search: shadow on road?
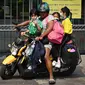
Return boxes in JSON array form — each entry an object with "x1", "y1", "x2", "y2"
[
  {"x1": 54, "y1": 66, "x2": 85, "y2": 79},
  {"x1": 10, "y1": 65, "x2": 85, "y2": 80}
]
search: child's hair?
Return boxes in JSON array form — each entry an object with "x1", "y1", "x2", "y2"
[
  {"x1": 30, "y1": 8, "x2": 38, "y2": 16},
  {"x1": 52, "y1": 12, "x2": 60, "y2": 20},
  {"x1": 61, "y1": 6, "x2": 71, "y2": 17},
  {"x1": 69, "y1": 12, "x2": 72, "y2": 20}
]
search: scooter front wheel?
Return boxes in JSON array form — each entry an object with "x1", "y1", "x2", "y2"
[{"x1": 0, "y1": 65, "x2": 16, "y2": 79}]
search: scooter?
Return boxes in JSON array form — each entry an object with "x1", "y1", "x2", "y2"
[{"x1": 0, "y1": 24, "x2": 82, "y2": 79}]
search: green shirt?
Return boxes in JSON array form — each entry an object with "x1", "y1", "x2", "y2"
[{"x1": 27, "y1": 19, "x2": 43, "y2": 35}]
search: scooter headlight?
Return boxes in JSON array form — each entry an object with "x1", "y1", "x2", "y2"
[
  {"x1": 11, "y1": 46, "x2": 18, "y2": 56},
  {"x1": 12, "y1": 51, "x2": 17, "y2": 55}
]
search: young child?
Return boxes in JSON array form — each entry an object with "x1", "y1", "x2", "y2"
[
  {"x1": 16, "y1": 8, "x2": 43, "y2": 39},
  {"x1": 60, "y1": 6, "x2": 72, "y2": 42},
  {"x1": 52, "y1": 12, "x2": 61, "y2": 23}
]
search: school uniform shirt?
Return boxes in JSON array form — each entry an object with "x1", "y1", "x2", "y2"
[{"x1": 62, "y1": 17, "x2": 73, "y2": 34}]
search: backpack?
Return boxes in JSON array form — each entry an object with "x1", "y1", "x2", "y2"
[
  {"x1": 45, "y1": 16, "x2": 64, "y2": 44},
  {"x1": 47, "y1": 20, "x2": 64, "y2": 44}
]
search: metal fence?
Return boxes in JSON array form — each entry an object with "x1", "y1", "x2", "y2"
[
  {"x1": 0, "y1": 25, "x2": 85, "y2": 54},
  {"x1": 73, "y1": 25, "x2": 85, "y2": 54},
  {"x1": 0, "y1": 25, "x2": 16, "y2": 53}
]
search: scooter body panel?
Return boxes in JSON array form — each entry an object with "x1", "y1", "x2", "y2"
[{"x1": 2, "y1": 55, "x2": 16, "y2": 65}]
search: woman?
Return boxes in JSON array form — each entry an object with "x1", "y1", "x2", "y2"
[{"x1": 36, "y1": 2, "x2": 55, "y2": 84}]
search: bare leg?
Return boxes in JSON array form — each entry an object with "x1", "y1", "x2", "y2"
[{"x1": 45, "y1": 47, "x2": 54, "y2": 79}]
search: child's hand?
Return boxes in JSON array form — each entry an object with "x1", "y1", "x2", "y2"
[
  {"x1": 33, "y1": 20, "x2": 37, "y2": 25},
  {"x1": 13, "y1": 25, "x2": 18, "y2": 31},
  {"x1": 21, "y1": 32, "x2": 25, "y2": 36}
]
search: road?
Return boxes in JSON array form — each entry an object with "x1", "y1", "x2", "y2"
[{"x1": 0, "y1": 55, "x2": 85, "y2": 85}]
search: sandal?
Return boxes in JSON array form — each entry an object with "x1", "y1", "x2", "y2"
[{"x1": 49, "y1": 79, "x2": 56, "y2": 84}]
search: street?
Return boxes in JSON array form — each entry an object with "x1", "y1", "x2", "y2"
[{"x1": 0, "y1": 55, "x2": 85, "y2": 85}]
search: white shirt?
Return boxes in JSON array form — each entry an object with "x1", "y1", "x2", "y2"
[{"x1": 42, "y1": 15, "x2": 54, "y2": 32}]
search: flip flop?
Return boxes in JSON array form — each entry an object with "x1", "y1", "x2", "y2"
[{"x1": 49, "y1": 79, "x2": 56, "y2": 84}]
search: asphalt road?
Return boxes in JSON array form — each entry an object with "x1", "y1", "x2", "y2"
[{"x1": 0, "y1": 55, "x2": 85, "y2": 85}]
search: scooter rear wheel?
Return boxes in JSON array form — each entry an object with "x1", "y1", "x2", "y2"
[{"x1": 59, "y1": 65, "x2": 76, "y2": 76}]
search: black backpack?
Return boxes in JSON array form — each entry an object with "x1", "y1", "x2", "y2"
[{"x1": 30, "y1": 41, "x2": 45, "y2": 68}]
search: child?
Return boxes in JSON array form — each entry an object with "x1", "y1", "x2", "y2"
[
  {"x1": 16, "y1": 8, "x2": 43, "y2": 39},
  {"x1": 60, "y1": 6, "x2": 72, "y2": 43},
  {"x1": 52, "y1": 12, "x2": 61, "y2": 23}
]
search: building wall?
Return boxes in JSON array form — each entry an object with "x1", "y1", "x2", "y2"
[{"x1": 83, "y1": 0, "x2": 85, "y2": 23}]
